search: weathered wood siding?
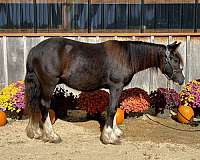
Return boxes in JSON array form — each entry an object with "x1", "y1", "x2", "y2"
[{"x1": 0, "y1": 35, "x2": 199, "y2": 93}]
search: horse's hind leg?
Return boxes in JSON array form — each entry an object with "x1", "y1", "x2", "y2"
[
  {"x1": 25, "y1": 71, "x2": 43, "y2": 140},
  {"x1": 40, "y1": 83, "x2": 61, "y2": 143},
  {"x1": 26, "y1": 112, "x2": 43, "y2": 139}
]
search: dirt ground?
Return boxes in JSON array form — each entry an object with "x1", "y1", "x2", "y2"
[{"x1": 1, "y1": 115, "x2": 200, "y2": 160}]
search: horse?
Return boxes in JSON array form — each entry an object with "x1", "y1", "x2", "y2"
[{"x1": 25, "y1": 38, "x2": 184, "y2": 144}]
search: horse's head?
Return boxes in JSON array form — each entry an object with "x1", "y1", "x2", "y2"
[{"x1": 162, "y1": 41, "x2": 185, "y2": 85}]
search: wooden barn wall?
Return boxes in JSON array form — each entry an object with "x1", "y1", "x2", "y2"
[{"x1": 0, "y1": 35, "x2": 200, "y2": 93}]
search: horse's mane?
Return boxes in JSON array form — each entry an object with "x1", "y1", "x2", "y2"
[
  {"x1": 118, "y1": 41, "x2": 183, "y2": 72},
  {"x1": 119, "y1": 41, "x2": 166, "y2": 72},
  {"x1": 175, "y1": 49, "x2": 184, "y2": 66}
]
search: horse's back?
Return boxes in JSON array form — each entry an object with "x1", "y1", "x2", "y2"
[
  {"x1": 26, "y1": 38, "x2": 109, "y2": 90},
  {"x1": 26, "y1": 38, "x2": 81, "y2": 79}
]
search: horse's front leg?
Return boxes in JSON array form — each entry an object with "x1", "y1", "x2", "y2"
[{"x1": 100, "y1": 84, "x2": 123, "y2": 144}]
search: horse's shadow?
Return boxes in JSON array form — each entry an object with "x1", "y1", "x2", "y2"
[{"x1": 54, "y1": 108, "x2": 106, "y2": 132}]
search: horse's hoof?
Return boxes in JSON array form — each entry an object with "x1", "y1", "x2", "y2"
[
  {"x1": 100, "y1": 126, "x2": 122, "y2": 145},
  {"x1": 34, "y1": 131, "x2": 43, "y2": 139},
  {"x1": 42, "y1": 133, "x2": 62, "y2": 143},
  {"x1": 26, "y1": 126, "x2": 43, "y2": 140},
  {"x1": 114, "y1": 127, "x2": 123, "y2": 137},
  {"x1": 100, "y1": 135, "x2": 121, "y2": 145}
]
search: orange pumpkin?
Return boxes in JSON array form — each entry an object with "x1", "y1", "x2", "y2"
[
  {"x1": 48, "y1": 109, "x2": 57, "y2": 124},
  {"x1": 0, "y1": 111, "x2": 7, "y2": 126},
  {"x1": 115, "y1": 108, "x2": 125, "y2": 125},
  {"x1": 177, "y1": 105, "x2": 194, "y2": 124}
]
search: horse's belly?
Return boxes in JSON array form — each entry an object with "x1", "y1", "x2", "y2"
[{"x1": 64, "y1": 72, "x2": 105, "y2": 91}]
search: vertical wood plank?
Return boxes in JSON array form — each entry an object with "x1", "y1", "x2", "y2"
[
  {"x1": 188, "y1": 37, "x2": 200, "y2": 81},
  {"x1": 149, "y1": 36, "x2": 154, "y2": 93},
  {"x1": 7, "y1": 37, "x2": 24, "y2": 83},
  {"x1": 186, "y1": 36, "x2": 190, "y2": 83},
  {"x1": 0, "y1": 37, "x2": 5, "y2": 89},
  {"x1": 3, "y1": 37, "x2": 8, "y2": 86}
]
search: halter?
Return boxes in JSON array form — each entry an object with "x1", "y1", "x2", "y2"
[{"x1": 163, "y1": 47, "x2": 183, "y2": 80}]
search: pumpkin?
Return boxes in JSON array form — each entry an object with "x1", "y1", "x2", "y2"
[
  {"x1": 115, "y1": 108, "x2": 124, "y2": 125},
  {"x1": 48, "y1": 109, "x2": 57, "y2": 125},
  {"x1": 39, "y1": 109, "x2": 57, "y2": 124},
  {"x1": 177, "y1": 105, "x2": 194, "y2": 124},
  {"x1": 0, "y1": 111, "x2": 7, "y2": 126}
]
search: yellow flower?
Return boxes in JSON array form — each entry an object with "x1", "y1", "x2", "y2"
[
  {"x1": 16, "y1": 109, "x2": 21, "y2": 113},
  {"x1": 188, "y1": 95, "x2": 195, "y2": 102},
  {"x1": 0, "y1": 82, "x2": 21, "y2": 110},
  {"x1": 192, "y1": 80, "x2": 200, "y2": 85},
  {"x1": 186, "y1": 85, "x2": 192, "y2": 91}
]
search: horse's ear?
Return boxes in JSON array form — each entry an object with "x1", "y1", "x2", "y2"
[{"x1": 167, "y1": 41, "x2": 181, "y2": 51}]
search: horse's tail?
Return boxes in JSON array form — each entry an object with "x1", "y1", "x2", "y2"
[{"x1": 25, "y1": 56, "x2": 41, "y2": 113}]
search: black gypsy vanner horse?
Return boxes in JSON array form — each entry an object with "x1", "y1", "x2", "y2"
[{"x1": 25, "y1": 37, "x2": 184, "y2": 144}]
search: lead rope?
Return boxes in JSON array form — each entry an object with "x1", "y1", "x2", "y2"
[{"x1": 144, "y1": 114, "x2": 200, "y2": 132}]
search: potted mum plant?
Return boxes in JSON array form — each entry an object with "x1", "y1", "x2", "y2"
[
  {"x1": 0, "y1": 80, "x2": 25, "y2": 119},
  {"x1": 119, "y1": 88, "x2": 150, "y2": 117},
  {"x1": 77, "y1": 90, "x2": 109, "y2": 127},
  {"x1": 180, "y1": 79, "x2": 200, "y2": 117},
  {"x1": 149, "y1": 88, "x2": 181, "y2": 118}
]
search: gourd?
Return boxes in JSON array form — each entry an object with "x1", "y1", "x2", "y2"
[
  {"x1": 0, "y1": 111, "x2": 7, "y2": 126},
  {"x1": 39, "y1": 109, "x2": 57, "y2": 124},
  {"x1": 177, "y1": 105, "x2": 194, "y2": 124},
  {"x1": 115, "y1": 108, "x2": 124, "y2": 125},
  {"x1": 48, "y1": 109, "x2": 57, "y2": 124}
]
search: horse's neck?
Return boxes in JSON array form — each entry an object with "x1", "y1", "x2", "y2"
[{"x1": 130, "y1": 44, "x2": 163, "y2": 73}]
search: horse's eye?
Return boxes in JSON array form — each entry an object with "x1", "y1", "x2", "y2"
[{"x1": 174, "y1": 59, "x2": 178, "y2": 63}]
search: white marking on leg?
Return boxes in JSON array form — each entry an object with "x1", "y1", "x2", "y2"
[
  {"x1": 43, "y1": 113, "x2": 53, "y2": 133},
  {"x1": 113, "y1": 113, "x2": 117, "y2": 127},
  {"x1": 43, "y1": 113, "x2": 61, "y2": 143},
  {"x1": 113, "y1": 112, "x2": 123, "y2": 137},
  {"x1": 100, "y1": 112, "x2": 123, "y2": 144},
  {"x1": 102, "y1": 125, "x2": 117, "y2": 144},
  {"x1": 26, "y1": 117, "x2": 43, "y2": 139},
  {"x1": 101, "y1": 125, "x2": 122, "y2": 144}
]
